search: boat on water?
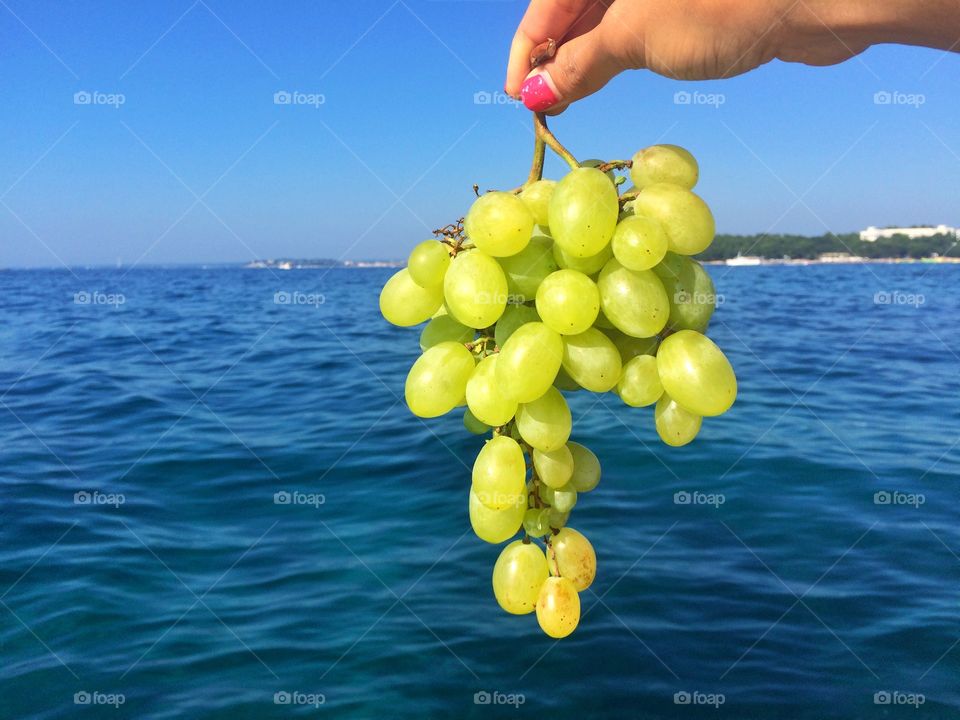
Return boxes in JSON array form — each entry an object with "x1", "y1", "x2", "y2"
[{"x1": 725, "y1": 254, "x2": 763, "y2": 266}]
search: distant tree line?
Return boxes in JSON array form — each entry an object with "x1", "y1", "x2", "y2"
[{"x1": 696, "y1": 233, "x2": 959, "y2": 261}]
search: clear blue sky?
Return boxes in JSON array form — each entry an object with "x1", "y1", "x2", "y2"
[{"x1": 2, "y1": 0, "x2": 958, "y2": 268}]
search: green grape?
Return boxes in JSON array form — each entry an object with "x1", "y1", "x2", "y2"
[
  {"x1": 548, "y1": 167, "x2": 619, "y2": 258},
  {"x1": 581, "y1": 158, "x2": 616, "y2": 182},
  {"x1": 656, "y1": 330, "x2": 736, "y2": 416},
  {"x1": 495, "y1": 322, "x2": 563, "y2": 403},
  {"x1": 492, "y1": 540, "x2": 549, "y2": 615},
  {"x1": 419, "y1": 313, "x2": 474, "y2": 351},
  {"x1": 533, "y1": 445, "x2": 574, "y2": 489},
  {"x1": 547, "y1": 528, "x2": 596, "y2": 591},
  {"x1": 552, "y1": 241, "x2": 612, "y2": 275},
  {"x1": 617, "y1": 354, "x2": 663, "y2": 408},
  {"x1": 597, "y1": 258, "x2": 669, "y2": 338},
  {"x1": 379, "y1": 268, "x2": 444, "y2": 327},
  {"x1": 404, "y1": 341, "x2": 476, "y2": 418},
  {"x1": 465, "y1": 355, "x2": 518, "y2": 427},
  {"x1": 611, "y1": 215, "x2": 668, "y2": 271},
  {"x1": 567, "y1": 442, "x2": 600, "y2": 492},
  {"x1": 536, "y1": 576, "x2": 580, "y2": 638},
  {"x1": 632, "y1": 183, "x2": 715, "y2": 256},
  {"x1": 473, "y1": 435, "x2": 527, "y2": 510},
  {"x1": 407, "y1": 240, "x2": 451, "y2": 287},
  {"x1": 515, "y1": 386, "x2": 571, "y2": 451},
  {"x1": 630, "y1": 144, "x2": 699, "y2": 190},
  {"x1": 520, "y1": 180, "x2": 556, "y2": 227},
  {"x1": 535, "y1": 270, "x2": 600, "y2": 335},
  {"x1": 542, "y1": 482, "x2": 577, "y2": 513},
  {"x1": 548, "y1": 508, "x2": 570, "y2": 529},
  {"x1": 444, "y1": 250, "x2": 509, "y2": 328},
  {"x1": 469, "y1": 486, "x2": 526, "y2": 544},
  {"x1": 606, "y1": 329, "x2": 659, "y2": 363},
  {"x1": 498, "y1": 235, "x2": 558, "y2": 302},
  {"x1": 553, "y1": 365, "x2": 581, "y2": 392},
  {"x1": 463, "y1": 408, "x2": 490, "y2": 435},
  {"x1": 653, "y1": 252, "x2": 717, "y2": 333},
  {"x1": 655, "y1": 393, "x2": 703, "y2": 446},
  {"x1": 523, "y1": 507, "x2": 552, "y2": 537},
  {"x1": 464, "y1": 191, "x2": 534, "y2": 257},
  {"x1": 493, "y1": 304, "x2": 540, "y2": 348},
  {"x1": 561, "y1": 328, "x2": 622, "y2": 393}
]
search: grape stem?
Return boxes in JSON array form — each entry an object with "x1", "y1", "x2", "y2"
[
  {"x1": 534, "y1": 113, "x2": 579, "y2": 170},
  {"x1": 597, "y1": 160, "x2": 633, "y2": 174}
]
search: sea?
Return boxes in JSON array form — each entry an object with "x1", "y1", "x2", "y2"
[{"x1": 1, "y1": 263, "x2": 958, "y2": 719}]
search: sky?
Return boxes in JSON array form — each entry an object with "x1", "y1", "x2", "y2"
[{"x1": 1, "y1": 0, "x2": 958, "y2": 268}]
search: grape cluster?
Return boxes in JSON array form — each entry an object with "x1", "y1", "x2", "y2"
[{"x1": 380, "y1": 143, "x2": 736, "y2": 638}]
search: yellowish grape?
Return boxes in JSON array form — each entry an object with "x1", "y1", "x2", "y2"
[
  {"x1": 520, "y1": 180, "x2": 556, "y2": 227},
  {"x1": 630, "y1": 144, "x2": 699, "y2": 190},
  {"x1": 535, "y1": 269, "x2": 600, "y2": 335},
  {"x1": 656, "y1": 330, "x2": 736, "y2": 416},
  {"x1": 379, "y1": 268, "x2": 444, "y2": 327},
  {"x1": 464, "y1": 191, "x2": 534, "y2": 257},
  {"x1": 472, "y1": 435, "x2": 527, "y2": 510},
  {"x1": 653, "y1": 252, "x2": 717, "y2": 333},
  {"x1": 523, "y1": 507, "x2": 552, "y2": 537},
  {"x1": 633, "y1": 183, "x2": 715, "y2": 256},
  {"x1": 498, "y1": 235, "x2": 558, "y2": 301},
  {"x1": 561, "y1": 328, "x2": 621, "y2": 393},
  {"x1": 407, "y1": 240, "x2": 451, "y2": 287},
  {"x1": 444, "y1": 250, "x2": 509, "y2": 328},
  {"x1": 597, "y1": 259, "x2": 669, "y2": 338},
  {"x1": 549, "y1": 167, "x2": 619, "y2": 258},
  {"x1": 404, "y1": 341, "x2": 476, "y2": 418},
  {"x1": 552, "y1": 241, "x2": 612, "y2": 275},
  {"x1": 419, "y1": 313, "x2": 474, "y2": 351},
  {"x1": 617, "y1": 355, "x2": 663, "y2": 407},
  {"x1": 469, "y1": 486, "x2": 525, "y2": 544},
  {"x1": 516, "y1": 386, "x2": 571, "y2": 451},
  {"x1": 606, "y1": 329, "x2": 659, "y2": 363},
  {"x1": 547, "y1": 528, "x2": 596, "y2": 591},
  {"x1": 495, "y1": 322, "x2": 563, "y2": 403},
  {"x1": 493, "y1": 304, "x2": 540, "y2": 348},
  {"x1": 567, "y1": 442, "x2": 600, "y2": 492},
  {"x1": 611, "y1": 215, "x2": 668, "y2": 271},
  {"x1": 532, "y1": 445, "x2": 574, "y2": 489},
  {"x1": 492, "y1": 540, "x2": 549, "y2": 615},
  {"x1": 465, "y1": 355, "x2": 518, "y2": 427},
  {"x1": 654, "y1": 393, "x2": 703, "y2": 446},
  {"x1": 536, "y1": 576, "x2": 580, "y2": 638},
  {"x1": 541, "y1": 482, "x2": 577, "y2": 513}
]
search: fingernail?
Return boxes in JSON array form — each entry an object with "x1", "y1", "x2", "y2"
[{"x1": 521, "y1": 72, "x2": 558, "y2": 112}]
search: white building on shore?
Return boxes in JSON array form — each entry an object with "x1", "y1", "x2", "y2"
[{"x1": 860, "y1": 225, "x2": 957, "y2": 242}]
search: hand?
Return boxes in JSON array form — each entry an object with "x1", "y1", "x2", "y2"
[{"x1": 505, "y1": 0, "x2": 960, "y2": 113}]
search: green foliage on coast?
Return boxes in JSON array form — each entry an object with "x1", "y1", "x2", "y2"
[{"x1": 696, "y1": 233, "x2": 958, "y2": 261}]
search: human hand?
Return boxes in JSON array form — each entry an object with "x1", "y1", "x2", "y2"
[{"x1": 505, "y1": 0, "x2": 960, "y2": 113}]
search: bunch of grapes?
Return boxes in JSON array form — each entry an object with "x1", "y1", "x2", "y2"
[{"x1": 379, "y1": 128, "x2": 736, "y2": 638}]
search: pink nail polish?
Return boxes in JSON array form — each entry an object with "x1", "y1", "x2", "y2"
[{"x1": 521, "y1": 73, "x2": 558, "y2": 112}]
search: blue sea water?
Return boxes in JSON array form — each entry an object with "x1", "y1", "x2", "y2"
[{"x1": 1, "y1": 264, "x2": 958, "y2": 719}]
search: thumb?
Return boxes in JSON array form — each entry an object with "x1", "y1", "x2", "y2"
[{"x1": 520, "y1": 23, "x2": 634, "y2": 113}]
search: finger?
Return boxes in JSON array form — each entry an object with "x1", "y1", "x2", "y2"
[
  {"x1": 505, "y1": 0, "x2": 607, "y2": 97},
  {"x1": 520, "y1": 14, "x2": 640, "y2": 113}
]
